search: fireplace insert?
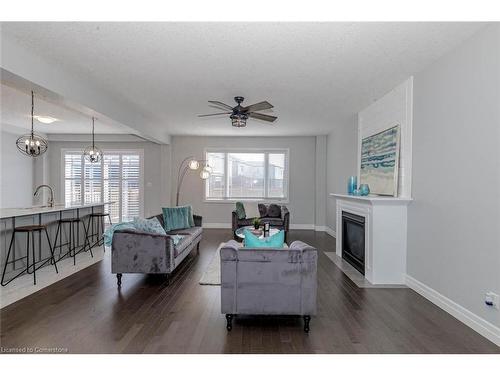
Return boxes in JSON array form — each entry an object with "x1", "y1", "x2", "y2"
[{"x1": 341, "y1": 211, "x2": 365, "y2": 275}]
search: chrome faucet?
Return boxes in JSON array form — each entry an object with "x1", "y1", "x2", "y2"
[{"x1": 34, "y1": 184, "x2": 54, "y2": 207}]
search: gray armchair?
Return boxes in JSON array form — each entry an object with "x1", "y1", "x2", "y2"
[
  {"x1": 111, "y1": 214, "x2": 202, "y2": 286},
  {"x1": 220, "y1": 239, "x2": 317, "y2": 332},
  {"x1": 232, "y1": 204, "x2": 290, "y2": 241}
]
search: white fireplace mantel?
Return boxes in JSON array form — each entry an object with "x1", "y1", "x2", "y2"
[
  {"x1": 330, "y1": 193, "x2": 412, "y2": 285},
  {"x1": 330, "y1": 193, "x2": 413, "y2": 205}
]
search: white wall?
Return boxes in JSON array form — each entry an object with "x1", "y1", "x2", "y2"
[
  {"x1": 0, "y1": 128, "x2": 34, "y2": 208},
  {"x1": 46, "y1": 140, "x2": 171, "y2": 218},
  {"x1": 408, "y1": 24, "x2": 500, "y2": 342},
  {"x1": 315, "y1": 135, "x2": 327, "y2": 229},
  {"x1": 171, "y1": 136, "x2": 317, "y2": 227},
  {"x1": 357, "y1": 77, "x2": 413, "y2": 198},
  {"x1": 325, "y1": 118, "x2": 358, "y2": 232}
]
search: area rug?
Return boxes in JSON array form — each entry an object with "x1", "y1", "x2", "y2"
[
  {"x1": 199, "y1": 244, "x2": 223, "y2": 285},
  {"x1": 324, "y1": 251, "x2": 406, "y2": 289}
]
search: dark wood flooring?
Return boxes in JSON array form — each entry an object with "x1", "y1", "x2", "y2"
[{"x1": 0, "y1": 229, "x2": 498, "y2": 354}]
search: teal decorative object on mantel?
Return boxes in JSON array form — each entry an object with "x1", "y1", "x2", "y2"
[
  {"x1": 347, "y1": 176, "x2": 357, "y2": 195},
  {"x1": 359, "y1": 184, "x2": 370, "y2": 196}
]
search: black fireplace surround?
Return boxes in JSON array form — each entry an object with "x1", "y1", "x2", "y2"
[{"x1": 342, "y1": 211, "x2": 365, "y2": 275}]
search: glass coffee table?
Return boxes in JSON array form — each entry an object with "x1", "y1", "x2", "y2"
[{"x1": 235, "y1": 226, "x2": 279, "y2": 240}]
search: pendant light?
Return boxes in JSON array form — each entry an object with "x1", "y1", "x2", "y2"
[
  {"x1": 83, "y1": 117, "x2": 103, "y2": 163},
  {"x1": 16, "y1": 91, "x2": 48, "y2": 157}
]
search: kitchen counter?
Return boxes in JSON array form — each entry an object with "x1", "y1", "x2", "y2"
[
  {"x1": 1, "y1": 202, "x2": 113, "y2": 284},
  {"x1": 0, "y1": 202, "x2": 113, "y2": 219}
]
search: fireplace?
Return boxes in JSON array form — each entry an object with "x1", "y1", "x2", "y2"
[{"x1": 341, "y1": 211, "x2": 365, "y2": 275}]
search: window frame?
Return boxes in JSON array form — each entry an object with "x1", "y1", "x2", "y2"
[
  {"x1": 61, "y1": 148, "x2": 145, "y2": 220},
  {"x1": 203, "y1": 147, "x2": 290, "y2": 203}
]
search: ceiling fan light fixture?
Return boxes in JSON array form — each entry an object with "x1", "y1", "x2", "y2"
[
  {"x1": 230, "y1": 113, "x2": 248, "y2": 128},
  {"x1": 199, "y1": 97, "x2": 276, "y2": 127}
]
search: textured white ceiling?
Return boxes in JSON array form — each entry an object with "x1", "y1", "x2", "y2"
[
  {"x1": 0, "y1": 84, "x2": 134, "y2": 134},
  {"x1": 1, "y1": 22, "x2": 487, "y2": 136}
]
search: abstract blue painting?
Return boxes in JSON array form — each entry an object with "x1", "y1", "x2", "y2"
[{"x1": 360, "y1": 125, "x2": 400, "y2": 196}]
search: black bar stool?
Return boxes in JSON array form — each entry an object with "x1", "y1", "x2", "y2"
[
  {"x1": 86, "y1": 212, "x2": 112, "y2": 249},
  {"x1": 54, "y1": 217, "x2": 93, "y2": 265},
  {"x1": 1, "y1": 224, "x2": 59, "y2": 286}
]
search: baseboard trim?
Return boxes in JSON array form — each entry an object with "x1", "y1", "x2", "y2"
[
  {"x1": 290, "y1": 224, "x2": 315, "y2": 230},
  {"x1": 324, "y1": 227, "x2": 336, "y2": 238},
  {"x1": 314, "y1": 226, "x2": 336, "y2": 238},
  {"x1": 405, "y1": 274, "x2": 500, "y2": 346}
]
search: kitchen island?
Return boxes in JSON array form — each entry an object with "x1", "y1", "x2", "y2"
[{"x1": 0, "y1": 202, "x2": 112, "y2": 285}]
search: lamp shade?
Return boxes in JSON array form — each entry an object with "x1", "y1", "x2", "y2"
[
  {"x1": 188, "y1": 159, "x2": 200, "y2": 170},
  {"x1": 200, "y1": 169, "x2": 210, "y2": 179}
]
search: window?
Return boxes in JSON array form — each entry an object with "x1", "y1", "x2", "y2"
[
  {"x1": 63, "y1": 150, "x2": 143, "y2": 222},
  {"x1": 205, "y1": 149, "x2": 289, "y2": 201}
]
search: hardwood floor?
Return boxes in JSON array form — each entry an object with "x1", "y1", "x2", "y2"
[{"x1": 0, "y1": 229, "x2": 498, "y2": 354}]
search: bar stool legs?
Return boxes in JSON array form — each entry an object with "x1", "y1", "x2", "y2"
[
  {"x1": 1, "y1": 226, "x2": 58, "y2": 287},
  {"x1": 86, "y1": 213, "x2": 112, "y2": 250},
  {"x1": 53, "y1": 218, "x2": 93, "y2": 266},
  {"x1": 81, "y1": 219, "x2": 94, "y2": 258}
]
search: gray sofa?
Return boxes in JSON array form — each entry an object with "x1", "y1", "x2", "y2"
[
  {"x1": 232, "y1": 204, "x2": 290, "y2": 241},
  {"x1": 111, "y1": 214, "x2": 202, "y2": 286},
  {"x1": 220, "y1": 239, "x2": 317, "y2": 332}
]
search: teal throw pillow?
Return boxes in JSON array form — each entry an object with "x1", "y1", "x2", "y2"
[
  {"x1": 235, "y1": 201, "x2": 246, "y2": 220},
  {"x1": 244, "y1": 229, "x2": 285, "y2": 248},
  {"x1": 177, "y1": 205, "x2": 195, "y2": 227},
  {"x1": 162, "y1": 206, "x2": 192, "y2": 232},
  {"x1": 133, "y1": 217, "x2": 166, "y2": 235}
]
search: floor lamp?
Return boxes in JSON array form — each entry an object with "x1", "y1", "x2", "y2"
[{"x1": 176, "y1": 156, "x2": 212, "y2": 206}]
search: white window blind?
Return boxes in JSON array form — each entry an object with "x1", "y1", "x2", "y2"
[
  {"x1": 121, "y1": 154, "x2": 141, "y2": 222},
  {"x1": 63, "y1": 150, "x2": 143, "y2": 222},
  {"x1": 64, "y1": 153, "x2": 83, "y2": 207},
  {"x1": 205, "y1": 149, "x2": 289, "y2": 201},
  {"x1": 103, "y1": 154, "x2": 120, "y2": 223}
]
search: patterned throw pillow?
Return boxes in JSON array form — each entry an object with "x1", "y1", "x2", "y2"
[
  {"x1": 267, "y1": 204, "x2": 282, "y2": 218},
  {"x1": 235, "y1": 201, "x2": 246, "y2": 220},
  {"x1": 258, "y1": 203, "x2": 268, "y2": 218},
  {"x1": 243, "y1": 229, "x2": 285, "y2": 248},
  {"x1": 133, "y1": 217, "x2": 167, "y2": 235},
  {"x1": 243, "y1": 203, "x2": 260, "y2": 219}
]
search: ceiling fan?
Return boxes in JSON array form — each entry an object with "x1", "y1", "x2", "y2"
[{"x1": 198, "y1": 96, "x2": 277, "y2": 127}]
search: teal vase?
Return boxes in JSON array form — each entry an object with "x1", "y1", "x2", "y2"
[
  {"x1": 359, "y1": 184, "x2": 370, "y2": 196},
  {"x1": 347, "y1": 176, "x2": 357, "y2": 195}
]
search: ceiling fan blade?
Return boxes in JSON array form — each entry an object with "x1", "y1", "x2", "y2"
[
  {"x1": 198, "y1": 112, "x2": 232, "y2": 117},
  {"x1": 242, "y1": 101, "x2": 273, "y2": 112},
  {"x1": 208, "y1": 101, "x2": 234, "y2": 110},
  {"x1": 248, "y1": 112, "x2": 277, "y2": 123}
]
